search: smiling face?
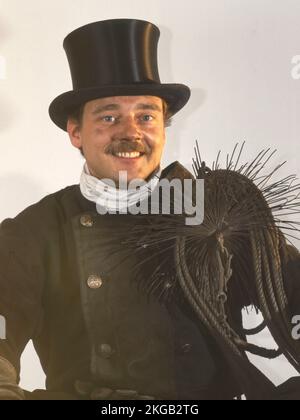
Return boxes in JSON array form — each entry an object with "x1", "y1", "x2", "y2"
[{"x1": 67, "y1": 95, "x2": 166, "y2": 186}]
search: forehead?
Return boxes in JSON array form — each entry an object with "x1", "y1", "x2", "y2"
[{"x1": 85, "y1": 95, "x2": 163, "y2": 111}]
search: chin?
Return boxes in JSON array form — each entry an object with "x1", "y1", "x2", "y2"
[{"x1": 127, "y1": 173, "x2": 146, "y2": 183}]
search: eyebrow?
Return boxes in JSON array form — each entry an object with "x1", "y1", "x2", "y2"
[
  {"x1": 92, "y1": 102, "x2": 162, "y2": 115},
  {"x1": 135, "y1": 103, "x2": 162, "y2": 112}
]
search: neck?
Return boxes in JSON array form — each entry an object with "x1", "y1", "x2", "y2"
[
  {"x1": 86, "y1": 165, "x2": 161, "y2": 189},
  {"x1": 80, "y1": 162, "x2": 162, "y2": 213}
]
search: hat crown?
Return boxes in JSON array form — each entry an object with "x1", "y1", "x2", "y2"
[
  {"x1": 63, "y1": 19, "x2": 161, "y2": 89},
  {"x1": 49, "y1": 18, "x2": 191, "y2": 131}
]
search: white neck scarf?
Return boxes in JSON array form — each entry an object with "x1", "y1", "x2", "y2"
[{"x1": 80, "y1": 162, "x2": 162, "y2": 213}]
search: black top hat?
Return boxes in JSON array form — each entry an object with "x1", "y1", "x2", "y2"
[{"x1": 49, "y1": 19, "x2": 191, "y2": 131}]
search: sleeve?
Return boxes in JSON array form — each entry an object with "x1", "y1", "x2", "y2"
[{"x1": 0, "y1": 216, "x2": 44, "y2": 380}]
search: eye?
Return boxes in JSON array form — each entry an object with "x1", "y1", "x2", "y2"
[
  {"x1": 141, "y1": 115, "x2": 154, "y2": 122},
  {"x1": 102, "y1": 115, "x2": 116, "y2": 123}
]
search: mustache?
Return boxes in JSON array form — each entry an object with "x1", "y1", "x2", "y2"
[{"x1": 106, "y1": 141, "x2": 150, "y2": 155}]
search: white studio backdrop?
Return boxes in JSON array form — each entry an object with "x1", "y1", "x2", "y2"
[{"x1": 0, "y1": 0, "x2": 299, "y2": 392}]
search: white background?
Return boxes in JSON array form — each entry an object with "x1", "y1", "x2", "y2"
[{"x1": 0, "y1": 0, "x2": 299, "y2": 392}]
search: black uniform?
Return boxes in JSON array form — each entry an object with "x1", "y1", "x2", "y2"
[{"x1": 0, "y1": 162, "x2": 299, "y2": 400}]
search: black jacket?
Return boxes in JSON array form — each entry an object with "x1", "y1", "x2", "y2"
[{"x1": 0, "y1": 162, "x2": 299, "y2": 400}]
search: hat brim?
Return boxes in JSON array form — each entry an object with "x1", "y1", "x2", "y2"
[{"x1": 49, "y1": 83, "x2": 191, "y2": 131}]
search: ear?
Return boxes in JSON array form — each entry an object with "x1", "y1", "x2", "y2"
[{"x1": 67, "y1": 118, "x2": 82, "y2": 149}]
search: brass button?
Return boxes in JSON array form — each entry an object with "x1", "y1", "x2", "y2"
[
  {"x1": 181, "y1": 343, "x2": 192, "y2": 354},
  {"x1": 87, "y1": 275, "x2": 103, "y2": 289},
  {"x1": 80, "y1": 214, "x2": 94, "y2": 228},
  {"x1": 99, "y1": 343, "x2": 114, "y2": 359},
  {"x1": 164, "y1": 280, "x2": 172, "y2": 290}
]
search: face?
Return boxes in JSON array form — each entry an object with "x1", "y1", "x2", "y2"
[{"x1": 67, "y1": 95, "x2": 166, "y2": 186}]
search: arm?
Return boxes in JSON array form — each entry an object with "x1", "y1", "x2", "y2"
[
  {"x1": 0, "y1": 216, "x2": 44, "y2": 400},
  {"x1": 0, "y1": 356, "x2": 24, "y2": 400}
]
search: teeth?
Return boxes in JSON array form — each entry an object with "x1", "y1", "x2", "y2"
[{"x1": 115, "y1": 152, "x2": 142, "y2": 158}]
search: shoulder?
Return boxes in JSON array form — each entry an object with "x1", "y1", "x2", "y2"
[
  {"x1": 161, "y1": 161, "x2": 195, "y2": 181},
  {"x1": 0, "y1": 185, "x2": 90, "y2": 237}
]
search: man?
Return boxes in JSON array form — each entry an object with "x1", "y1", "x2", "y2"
[
  {"x1": 0, "y1": 19, "x2": 299, "y2": 400},
  {"x1": 0, "y1": 18, "x2": 216, "y2": 400}
]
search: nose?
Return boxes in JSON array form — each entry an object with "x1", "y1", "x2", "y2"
[{"x1": 117, "y1": 116, "x2": 142, "y2": 141}]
